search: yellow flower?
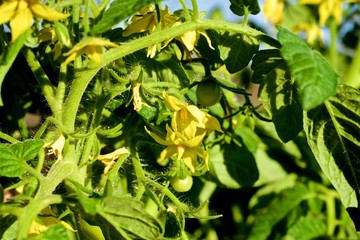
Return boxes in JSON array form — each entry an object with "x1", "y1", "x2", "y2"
[
  {"x1": 294, "y1": 22, "x2": 324, "y2": 45},
  {"x1": 46, "y1": 134, "x2": 65, "y2": 160},
  {"x1": 97, "y1": 147, "x2": 129, "y2": 174},
  {"x1": 145, "y1": 124, "x2": 208, "y2": 172},
  {"x1": 62, "y1": 37, "x2": 119, "y2": 65},
  {"x1": 38, "y1": 28, "x2": 57, "y2": 44},
  {"x1": 300, "y1": 0, "x2": 359, "y2": 25},
  {"x1": 0, "y1": 0, "x2": 69, "y2": 42},
  {"x1": 123, "y1": 5, "x2": 178, "y2": 37},
  {"x1": 123, "y1": 5, "x2": 213, "y2": 58},
  {"x1": 263, "y1": 0, "x2": 285, "y2": 25},
  {"x1": 124, "y1": 5, "x2": 178, "y2": 58},
  {"x1": 162, "y1": 92, "x2": 223, "y2": 137},
  {"x1": 28, "y1": 207, "x2": 76, "y2": 236}
]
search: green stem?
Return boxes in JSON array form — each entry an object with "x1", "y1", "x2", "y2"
[
  {"x1": 130, "y1": 146, "x2": 146, "y2": 200},
  {"x1": 17, "y1": 195, "x2": 63, "y2": 239},
  {"x1": 25, "y1": 163, "x2": 45, "y2": 183},
  {"x1": 89, "y1": 0, "x2": 100, "y2": 18},
  {"x1": 242, "y1": 8, "x2": 249, "y2": 26},
  {"x1": 62, "y1": 19, "x2": 266, "y2": 130},
  {"x1": 21, "y1": 48, "x2": 60, "y2": 119},
  {"x1": 72, "y1": 3, "x2": 82, "y2": 69},
  {"x1": 0, "y1": 131, "x2": 19, "y2": 143},
  {"x1": 343, "y1": 38, "x2": 360, "y2": 88},
  {"x1": 145, "y1": 179, "x2": 191, "y2": 212},
  {"x1": 328, "y1": 18, "x2": 338, "y2": 69},
  {"x1": 83, "y1": 0, "x2": 91, "y2": 35},
  {"x1": 190, "y1": 0, "x2": 199, "y2": 21},
  {"x1": 178, "y1": 0, "x2": 191, "y2": 21},
  {"x1": 55, "y1": 63, "x2": 68, "y2": 116},
  {"x1": 144, "y1": 81, "x2": 181, "y2": 89}
]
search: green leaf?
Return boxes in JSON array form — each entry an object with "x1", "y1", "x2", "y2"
[
  {"x1": 91, "y1": 0, "x2": 162, "y2": 34},
  {"x1": 229, "y1": 0, "x2": 260, "y2": 16},
  {"x1": 218, "y1": 32, "x2": 259, "y2": 73},
  {"x1": 78, "y1": 218, "x2": 105, "y2": 240},
  {"x1": 72, "y1": 181, "x2": 99, "y2": 216},
  {"x1": 0, "y1": 139, "x2": 44, "y2": 177},
  {"x1": 209, "y1": 143, "x2": 259, "y2": 188},
  {"x1": 252, "y1": 50, "x2": 303, "y2": 142},
  {"x1": 285, "y1": 216, "x2": 326, "y2": 240},
  {"x1": 97, "y1": 197, "x2": 162, "y2": 239},
  {"x1": 0, "y1": 144, "x2": 26, "y2": 177},
  {"x1": 248, "y1": 183, "x2": 312, "y2": 240},
  {"x1": 10, "y1": 139, "x2": 44, "y2": 161},
  {"x1": 0, "y1": 30, "x2": 31, "y2": 106},
  {"x1": 304, "y1": 84, "x2": 360, "y2": 230},
  {"x1": 277, "y1": 26, "x2": 339, "y2": 110}
]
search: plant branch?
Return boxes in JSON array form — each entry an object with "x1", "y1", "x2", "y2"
[
  {"x1": 21, "y1": 47, "x2": 60, "y2": 119},
  {"x1": 62, "y1": 19, "x2": 268, "y2": 130}
]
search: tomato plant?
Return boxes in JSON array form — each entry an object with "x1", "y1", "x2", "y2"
[{"x1": 1, "y1": 0, "x2": 360, "y2": 239}]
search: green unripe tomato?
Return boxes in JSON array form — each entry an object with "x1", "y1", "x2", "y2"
[
  {"x1": 196, "y1": 79, "x2": 221, "y2": 107},
  {"x1": 170, "y1": 175, "x2": 193, "y2": 192}
]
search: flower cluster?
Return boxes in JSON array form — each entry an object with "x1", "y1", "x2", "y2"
[
  {"x1": 123, "y1": 5, "x2": 213, "y2": 58},
  {"x1": 145, "y1": 92, "x2": 223, "y2": 172}
]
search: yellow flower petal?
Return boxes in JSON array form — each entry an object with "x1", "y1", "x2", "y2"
[
  {"x1": 186, "y1": 105, "x2": 206, "y2": 123},
  {"x1": 145, "y1": 126, "x2": 171, "y2": 146},
  {"x1": 182, "y1": 149, "x2": 197, "y2": 172},
  {"x1": 97, "y1": 147, "x2": 129, "y2": 174},
  {"x1": 0, "y1": 1, "x2": 17, "y2": 25},
  {"x1": 62, "y1": 38, "x2": 118, "y2": 64},
  {"x1": 184, "y1": 131, "x2": 206, "y2": 148},
  {"x1": 158, "y1": 146, "x2": 177, "y2": 164},
  {"x1": 147, "y1": 44, "x2": 157, "y2": 58},
  {"x1": 123, "y1": 13, "x2": 157, "y2": 37},
  {"x1": 10, "y1": 7, "x2": 33, "y2": 42},
  {"x1": 263, "y1": 0, "x2": 284, "y2": 24},
  {"x1": 30, "y1": 3, "x2": 69, "y2": 21},
  {"x1": 97, "y1": 147, "x2": 129, "y2": 162},
  {"x1": 47, "y1": 134, "x2": 66, "y2": 160},
  {"x1": 87, "y1": 45, "x2": 103, "y2": 63},
  {"x1": 62, "y1": 52, "x2": 78, "y2": 65},
  {"x1": 179, "y1": 30, "x2": 197, "y2": 51},
  {"x1": 203, "y1": 113, "x2": 223, "y2": 133},
  {"x1": 162, "y1": 91, "x2": 187, "y2": 111}
]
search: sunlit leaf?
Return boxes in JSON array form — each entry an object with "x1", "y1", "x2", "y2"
[
  {"x1": 277, "y1": 26, "x2": 339, "y2": 110},
  {"x1": 97, "y1": 197, "x2": 162, "y2": 239},
  {"x1": 0, "y1": 139, "x2": 43, "y2": 177},
  {"x1": 0, "y1": 145, "x2": 22, "y2": 177},
  {"x1": 304, "y1": 84, "x2": 360, "y2": 230},
  {"x1": 285, "y1": 216, "x2": 326, "y2": 240},
  {"x1": 252, "y1": 49, "x2": 303, "y2": 142},
  {"x1": 91, "y1": 0, "x2": 162, "y2": 34},
  {"x1": 10, "y1": 139, "x2": 44, "y2": 161}
]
